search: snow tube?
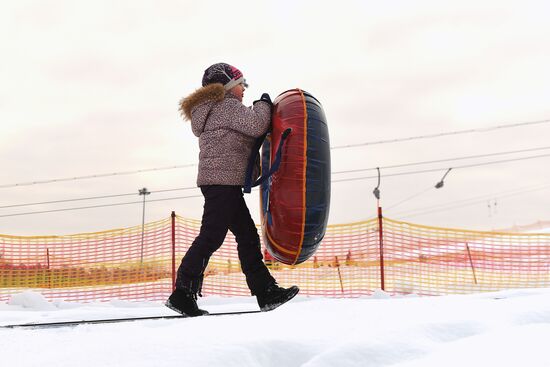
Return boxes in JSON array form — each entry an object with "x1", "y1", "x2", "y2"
[{"x1": 260, "y1": 89, "x2": 330, "y2": 265}]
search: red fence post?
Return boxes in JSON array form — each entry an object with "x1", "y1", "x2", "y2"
[
  {"x1": 171, "y1": 211, "x2": 176, "y2": 291},
  {"x1": 378, "y1": 206, "x2": 385, "y2": 291},
  {"x1": 46, "y1": 248, "x2": 52, "y2": 289}
]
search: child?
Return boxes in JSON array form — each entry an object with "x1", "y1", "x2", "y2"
[{"x1": 166, "y1": 63, "x2": 299, "y2": 316}]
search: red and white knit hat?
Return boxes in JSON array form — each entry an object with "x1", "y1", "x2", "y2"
[{"x1": 202, "y1": 63, "x2": 248, "y2": 90}]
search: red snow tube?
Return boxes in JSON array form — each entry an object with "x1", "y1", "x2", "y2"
[{"x1": 260, "y1": 89, "x2": 330, "y2": 265}]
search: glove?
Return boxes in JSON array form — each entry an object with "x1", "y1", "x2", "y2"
[
  {"x1": 254, "y1": 93, "x2": 273, "y2": 107},
  {"x1": 260, "y1": 93, "x2": 272, "y2": 104}
]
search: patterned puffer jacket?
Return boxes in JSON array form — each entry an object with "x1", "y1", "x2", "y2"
[{"x1": 179, "y1": 83, "x2": 272, "y2": 186}]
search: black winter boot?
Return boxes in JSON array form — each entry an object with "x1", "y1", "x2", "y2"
[
  {"x1": 165, "y1": 288, "x2": 209, "y2": 317},
  {"x1": 256, "y1": 283, "x2": 299, "y2": 312}
]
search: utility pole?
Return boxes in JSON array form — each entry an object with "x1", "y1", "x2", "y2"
[
  {"x1": 139, "y1": 187, "x2": 151, "y2": 264},
  {"x1": 373, "y1": 167, "x2": 384, "y2": 291}
]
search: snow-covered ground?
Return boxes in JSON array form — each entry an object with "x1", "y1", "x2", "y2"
[{"x1": 2, "y1": 289, "x2": 550, "y2": 367}]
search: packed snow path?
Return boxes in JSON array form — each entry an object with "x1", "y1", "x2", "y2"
[{"x1": 2, "y1": 289, "x2": 550, "y2": 366}]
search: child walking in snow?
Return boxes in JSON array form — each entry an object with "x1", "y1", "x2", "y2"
[{"x1": 166, "y1": 63, "x2": 299, "y2": 316}]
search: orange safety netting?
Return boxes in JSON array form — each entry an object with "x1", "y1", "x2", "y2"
[{"x1": 1, "y1": 213, "x2": 549, "y2": 302}]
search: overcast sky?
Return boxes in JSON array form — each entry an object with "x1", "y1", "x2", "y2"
[{"x1": 1, "y1": 0, "x2": 550, "y2": 235}]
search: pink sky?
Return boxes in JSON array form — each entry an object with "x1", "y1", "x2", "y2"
[{"x1": 1, "y1": 0, "x2": 550, "y2": 235}]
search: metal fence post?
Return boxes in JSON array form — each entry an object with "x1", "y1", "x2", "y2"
[
  {"x1": 378, "y1": 206, "x2": 385, "y2": 291},
  {"x1": 171, "y1": 211, "x2": 176, "y2": 291}
]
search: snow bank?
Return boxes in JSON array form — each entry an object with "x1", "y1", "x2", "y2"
[{"x1": 8, "y1": 291, "x2": 57, "y2": 310}]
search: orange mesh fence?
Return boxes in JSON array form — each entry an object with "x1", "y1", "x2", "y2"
[
  {"x1": 1, "y1": 213, "x2": 549, "y2": 303},
  {"x1": 196, "y1": 217, "x2": 381, "y2": 298},
  {"x1": 0, "y1": 217, "x2": 174, "y2": 302},
  {"x1": 382, "y1": 217, "x2": 550, "y2": 295}
]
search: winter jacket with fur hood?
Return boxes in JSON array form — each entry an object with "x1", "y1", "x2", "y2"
[{"x1": 179, "y1": 83, "x2": 272, "y2": 186}]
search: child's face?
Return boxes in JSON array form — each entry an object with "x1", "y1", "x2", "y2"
[{"x1": 229, "y1": 83, "x2": 245, "y2": 102}]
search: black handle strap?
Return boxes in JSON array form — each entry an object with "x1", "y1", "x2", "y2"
[{"x1": 244, "y1": 128, "x2": 292, "y2": 193}]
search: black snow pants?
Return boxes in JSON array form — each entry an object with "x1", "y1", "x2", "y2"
[{"x1": 175, "y1": 185, "x2": 275, "y2": 295}]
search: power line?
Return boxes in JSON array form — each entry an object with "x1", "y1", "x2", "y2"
[
  {"x1": 332, "y1": 145, "x2": 550, "y2": 175},
  {"x1": 2, "y1": 151, "x2": 549, "y2": 218},
  {"x1": 0, "y1": 194, "x2": 204, "y2": 218},
  {"x1": 3, "y1": 152, "x2": 547, "y2": 215},
  {"x1": 3, "y1": 178, "x2": 550, "y2": 221},
  {"x1": 2, "y1": 142, "x2": 550, "y2": 218},
  {"x1": 2, "y1": 148, "x2": 549, "y2": 218},
  {"x1": 0, "y1": 192, "x2": 136, "y2": 209},
  {"x1": 384, "y1": 185, "x2": 434, "y2": 211},
  {"x1": 391, "y1": 183, "x2": 550, "y2": 216},
  {"x1": 330, "y1": 118, "x2": 550, "y2": 149},
  {"x1": 331, "y1": 152, "x2": 550, "y2": 183},
  {"x1": 154, "y1": 186, "x2": 197, "y2": 194},
  {"x1": 3, "y1": 145, "x2": 548, "y2": 210},
  {"x1": 391, "y1": 183, "x2": 550, "y2": 220},
  {"x1": 0, "y1": 164, "x2": 197, "y2": 189},
  {"x1": 3, "y1": 144, "x2": 547, "y2": 191},
  {"x1": 0, "y1": 186, "x2": 199, "y2": 209},
  {"x1": 4, "y1": 118, "x2": 549, "y2": 190}
]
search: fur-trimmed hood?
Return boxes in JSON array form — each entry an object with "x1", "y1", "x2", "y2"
[
  {"x1": 177, "y1": 82, "x2": 272, "y2": 186},
  {"x1": 178, "y1": 83, "x2": 226, "y2": 136}
]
